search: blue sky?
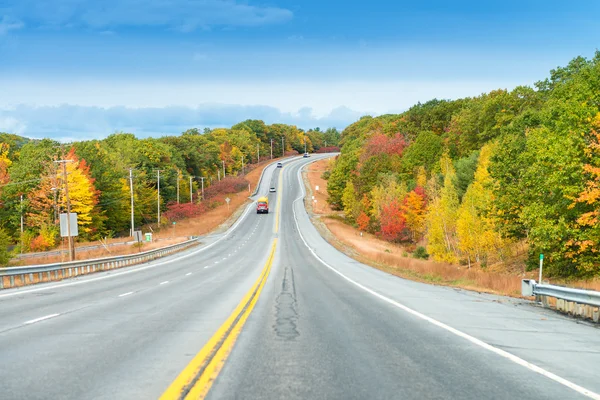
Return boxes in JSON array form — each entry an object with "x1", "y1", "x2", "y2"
[{"x1": 1, "y1": 0, "x2": 599, "y2": 140}]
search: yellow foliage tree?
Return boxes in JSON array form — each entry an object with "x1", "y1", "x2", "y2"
[
  {"x1": 342, "y1": 181, "x2": 360, "y2": 222},
  {"x1": 0, "y1": 143, "x2": 11, "y2": 196},
  {"x1": 56, "y1": 149, "x2": 101, "y2": 238},
  {"x1": 369, "y1": 175, "x2": 407, "y2": 222},
  {"x1": 456, "y1": 144, "x2": 504, "y2": 267},
  {"x1": 426, "y1": 152, "x2": 459, "y2": 263}
]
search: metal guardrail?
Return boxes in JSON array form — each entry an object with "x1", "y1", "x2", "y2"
[
  {"x1": 522, "y1": 279, "x2": 600, "y2": 307},
  {"x1": 0, "y1": 238, "x2": 200, "y2": 289}
]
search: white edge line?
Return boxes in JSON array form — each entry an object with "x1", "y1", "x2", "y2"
[
  {"x1": 24, "y1": 313, "x2": 60, "y2": 325},
  {"x1": 0, "y1": 190, "x2": 256, "y2": 299},
  {"x1": 0, "y1": 158, "x2": 291, "y2": 299},
  {"x1": 291, "y1": 161, "x2": 600, "y2": 400},
  {"x1": 118, "y1": 291, "x2": 134, "y2": 297}
]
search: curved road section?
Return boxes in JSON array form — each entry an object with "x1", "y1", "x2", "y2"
[{"x1": 0, "y1": 156, "x2": 599, "y2": 400}]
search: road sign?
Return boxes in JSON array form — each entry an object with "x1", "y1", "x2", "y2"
[
  {"x1": 225, "y1": 197, "x2": 230, "y2": 204},
  {"x1": 59, "y1": 213, "x2": 78, "y2": 237},
  {"x1": 134, "y1": 230, "x2": 143, "y2": 242}
]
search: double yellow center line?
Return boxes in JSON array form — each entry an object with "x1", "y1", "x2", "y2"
[{"x1": 160, "y1": 239, "x2": 278, "y2": 400}]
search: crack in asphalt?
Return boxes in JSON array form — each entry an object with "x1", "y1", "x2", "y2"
[{"x1": 273, "y1": 265, "x2": 299, "y2": 341}]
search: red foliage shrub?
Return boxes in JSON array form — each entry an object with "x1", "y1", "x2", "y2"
[
  {"x1": 363, "y1": 133, "x2": 406, "y2": 160},
  {"x1": 357, "y1": 211, "x2": 370, "y2": 231},
  {"x1": 204, "y1": 176, "x2": 249, "y2": 199},
  {"x1": 30, "y1": 234, "x2": 52, "y2": 252},
  {"x1": 379, "y1": 198, "x2": 409, "y2": 242},
  {"x1": 163, "y1": 202, "x2": 208, "y2": 221},
  {"x1": 315, "y1": 146, "x2": 340, "y2": 153}
]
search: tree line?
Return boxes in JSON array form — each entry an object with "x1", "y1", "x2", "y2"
[
  {"x1": 0, "y1": 121, "x2": 340, "y2": 260},
  {"x1": 327, "y1": 52, "x2": 600, "y2": 278}
]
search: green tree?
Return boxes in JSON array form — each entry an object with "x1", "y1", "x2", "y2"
[{"x1": 0, "y1": 227, "x2": 11, "y2": 266}]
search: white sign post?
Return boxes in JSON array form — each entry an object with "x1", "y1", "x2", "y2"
[
  {"x1": 59, "y1": 213, "x2": 78, "y2": 237},
  {"x1": 225, "y1": 197, "x2": 231, "y2": 211},
  {"x1": 316, "y1": 185, "x2": 319, "y2": 191}
]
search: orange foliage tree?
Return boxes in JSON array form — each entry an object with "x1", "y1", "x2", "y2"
[{"x1": 402, "y1": 186, "x2": 427, "y2": 242}]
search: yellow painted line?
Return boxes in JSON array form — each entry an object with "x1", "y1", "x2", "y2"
[
  {"x1": 274, "y1": 165, "x2": 285, "y2": 233},
  {"x1": 160, "y1": 239, "x2": 278, "y2": 400}
]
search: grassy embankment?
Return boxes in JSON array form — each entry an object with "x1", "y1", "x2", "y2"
[{"x1": 304, "y1": 158, "x2": 600, "y2": 297}]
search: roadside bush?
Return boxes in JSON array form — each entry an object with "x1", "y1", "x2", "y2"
[
  {"x1": 163, "y1": 202, "x2": 208, "y2": 221},
  {"x1": 21, "y1": 230, "x2": 35, "y2": 253},
  {"x1": 30, "y1": 234, "x2": 52, "y2": 252},
  {"x1": 413, "y1": 246, "x2": 429, "y2": 260},
  {"x1": 0, "y1": 227, "x2": 11, "y2": 266},
  {"x1": 204, "y1": 177, "x2": 249, "y2": 199},
  {"x1": 321, "y1": 170, "x2": 331, "y2": 180}
]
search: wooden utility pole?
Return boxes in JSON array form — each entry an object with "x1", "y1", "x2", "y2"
[
  {"x1": 200, "y1": 177, "x2": 205, "y2": 200},
  {"x1": 56, "y1": 159, "x2": 75, "y2": 261},
  {"x1": 176, "y1": 169, "x2": 180, "y2": 204},
  {"x1": 189, "y1": 176, "x2": 193, "y2": 203},
  {"x1": 270, "y1": 138, "x2": 273, "y2": 159},
  {"x1": 20, "y1": 194, "x2": 23, "y2": 254},
  {"x1": 129, "y1": 168, "x2": 135, "y2": 237},
  {"x1": 155, "y1": 169, "x2": 163, "y2": 225}
]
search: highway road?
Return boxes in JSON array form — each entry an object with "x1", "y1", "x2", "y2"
[{"x1": 0, "y1": 155, "x2": 599, "y2": 400}]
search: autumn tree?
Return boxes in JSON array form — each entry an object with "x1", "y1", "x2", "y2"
[
  {"x1": 0, "y1": 143, "x2": 10, "y2": 195},
  {"x1": 342, "y1": 181, "x2": 360, "y2": 222},
  {"x1": 379, "y1": 198, "x2": 407, "y2": 242},
  {"x1": 426, "y1": 152, "x2": 459, "y2": 263},
  {"x1": 572, "y1": 113, "x2": 600, "y2": 272},
  {"x1": 456, "y1": 144, "x2": 504, "y2": 267},
  {"x1": 403, "y1": 186, "x2": 427, "y2": 242},
  {"x1": 56, "y1": 149, "x2": 103, "y2": 240}
]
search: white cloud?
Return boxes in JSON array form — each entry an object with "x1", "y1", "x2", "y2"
[
  {"x1": 4, "y1": 0, "x2": 292, "y2": 31},
  {"x1": 0, "y1": 79, "x2": 522, "y2": 117},
  {"x1": 0, "y1": 116, "x2": 26, "y2": 134},
  {"x1": 0, "y1": 104, "x2": 362, "y2": 140},
  {"x1": 0, "y1": 16, "x2": 23, "y2": 34}
]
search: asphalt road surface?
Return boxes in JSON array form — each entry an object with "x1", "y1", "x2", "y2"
[{"x1": 1, "y1": 155, "x2": 599, "y2": 400}]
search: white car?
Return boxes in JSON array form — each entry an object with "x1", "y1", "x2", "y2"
[{"x1": 269, "y1": 187, "x2": 276, "y2": 192}]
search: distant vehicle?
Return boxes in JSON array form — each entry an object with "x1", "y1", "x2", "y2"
[
  {"x1": 277, "y1": 162, "x2": 283, "y2": 168},
  {"x1": 303, "y1": 153, "x2": 310, "y2": 158},
  {"x1": 269, "y1": 187, "x2": 276, "y2": 192},
  {"x1": 257, "y1": 196, "x2": 269, "y2": 214}
]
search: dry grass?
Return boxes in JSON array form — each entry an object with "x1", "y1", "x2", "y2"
[
  {"x1": 322, "y1": 217, "x2": 529, "y2": 297},
  {"x1": 14, "y1": 157, "x2": 281, "y2": 266},
  {"x1": 305, "y1": 159, "x2": 334, "y2": 215},
  {"x1": 304, "y1": 156, "x2": 600, "y2": 297}
]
